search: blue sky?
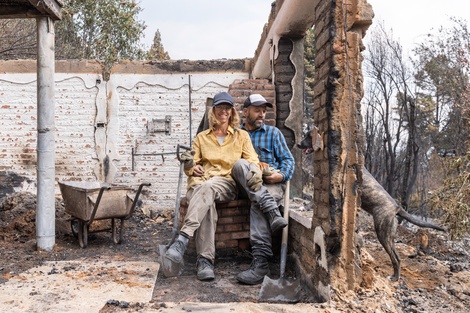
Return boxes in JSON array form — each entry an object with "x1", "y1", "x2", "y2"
[{"x1": 137, "y1": 0, "x2": 470, "y2": 60}]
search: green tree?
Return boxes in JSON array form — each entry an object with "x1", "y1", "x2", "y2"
[
  {"x1": 413, "y1": 17, "x2": 470, "y2": 238},
  {"x1": 146, "y1": 29, "x2": 170, "y2": 60},
  {"x1": 58, "y1": 0, "x2": 147, "y2": 79},
  {"x1": 413, "y1": 17, "x2": 470, "y2": 155},
  {"x1": 429, "y1": 152, "x2": 470, "y2": 239}
]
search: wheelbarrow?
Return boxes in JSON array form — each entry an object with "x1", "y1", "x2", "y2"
[{"x1": 58, "y1": 181, "x2": 150, "y2": 248}]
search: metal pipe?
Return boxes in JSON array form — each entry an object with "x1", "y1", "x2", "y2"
[
  {"x1": 131, "y1": 150, "x2": 181, "y2": 171},
  {"x1": 36, "y1": 17, "x2": 56, "y2": 251},
  {"x1": 188, "y1": 75, "x2": 193, "y2": 146}
]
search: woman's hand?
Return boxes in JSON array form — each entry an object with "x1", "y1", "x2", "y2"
[{"x1": 193, "y1": 164, "x2": 205, "y2": 177}]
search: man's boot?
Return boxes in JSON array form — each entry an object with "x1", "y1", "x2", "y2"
[
  {"x1": 165, "y1": 234, "x2": 189, "y2": 264},
  {"x1": 236, "y1": 256, "x2": 270, "y2": 285},
  {"x1": 264, "y1": 208, "x2": 287, "y2": 233}
]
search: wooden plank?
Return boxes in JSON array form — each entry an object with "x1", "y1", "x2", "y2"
[
  {"x1": 0, "y1": 0, "x2": 63, "y2": 20},
  {"x1": 27, "y1": 0, "x2": 63, "y2": 20}
]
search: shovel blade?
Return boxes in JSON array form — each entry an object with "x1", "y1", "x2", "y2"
[
  {"x1": 259, "y1": 275, "x2": 302, "y2": 303},
  {"x1": 158, "y1": 244, "x2": 184, "y2": 278}
]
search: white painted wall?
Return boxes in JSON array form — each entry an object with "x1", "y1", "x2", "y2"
[{"x1": 0, "y1": 65, "x2": 248, "y2": 211}]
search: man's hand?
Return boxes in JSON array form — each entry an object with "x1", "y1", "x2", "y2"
[
  {"x1": 263, "y1": 171, "x2": 284, "y2": 184},
  {"x1": 180, "y1": 150, "x2": 195, "y2": 170},
  {"x1": 247, "y1": 162, "x2": 263, "y2": 191}
]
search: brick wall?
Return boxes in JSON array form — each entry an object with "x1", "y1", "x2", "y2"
[
  {"x1": 228, "y1": 78, "x2": 276, "y2": 125},
  {"x1": 0, "y1": 59, "x2": 250, "y2": 211},
  {"x1": 274, "y1": 38, "x2": 296, "y2": 149},
  {"x1": 0, "y1": 77, "x2": 38, "y2": 175},
  {"x1": 310, "y1": 0, "x2": 335, "y2": 300}
]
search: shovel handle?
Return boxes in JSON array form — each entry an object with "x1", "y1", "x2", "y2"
[
  {"x1": 169, "y1": 143, "x2": 191, "y2": 246},
  {"x1": 279, "y1": 181, "x2": 290, "y2": 278}
]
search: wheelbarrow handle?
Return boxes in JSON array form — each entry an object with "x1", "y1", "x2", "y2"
[
  {"x1": 176, "y1": 144, "x2": 192, "y2": 162},
  {"x1": 88, "y1": 186, "x2": 111, "y2": 225},
  {"x1": 126, "y1": 182, "x2": 151, "y2": 218}
]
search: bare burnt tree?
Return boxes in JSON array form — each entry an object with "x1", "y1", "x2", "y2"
[
  {"x1": 0, "y1": 19, "x2": 36, "y2": 59},
  {"x1": 0, "y1": 16, "x2": 81, "y2": 60},
  {"x1": 362, "y1": 84, "x2": 386, "y2": 180},
  {"x1": 383, "y1": 33, "x2": 419, "y2": 211},
  {"x1": 363, "y1": 21, "x2": 407, "y2": 198}
]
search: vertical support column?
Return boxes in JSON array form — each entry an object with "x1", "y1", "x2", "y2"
[
  {"x1": 326, "y1": 0, "x2": 361, "y2": 291},
  {"x1": 311, "y1": 0, "x2": 372, "y2": 298},
  {"x1": 326, "y1": 0, "x2": 372, "y2": 292},
  {"x1": 36, "y1": 17, "x2": 56, "y2": 250}
]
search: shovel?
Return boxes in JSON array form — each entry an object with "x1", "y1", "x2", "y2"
[
  {"x1": 259, "y1": 181, "x2": 302, "y2": 303},
  {"x1": 159, "y1": 144, "x2": 191, "y2": 277}
]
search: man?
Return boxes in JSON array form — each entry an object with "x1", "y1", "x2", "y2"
[{"x1": 231, "y1": 93, "x2": 295, "y2": 285}]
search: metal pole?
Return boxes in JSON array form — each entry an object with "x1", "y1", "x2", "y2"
[
  {"x1": 36, "y1": 17, "x2": 56, "y2": 250},
  {"x1": 188, "y1": 75, "x2": 192, "y2": 146}
]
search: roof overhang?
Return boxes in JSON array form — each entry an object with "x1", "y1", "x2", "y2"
[
  {"x1": 0, "y1": 0, "x2": 63, "y2": 20},
  {"x1": 252, "y1": 0, "x2": 316, "y2": 79}
]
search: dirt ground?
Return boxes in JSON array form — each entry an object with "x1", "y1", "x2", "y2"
[{"x1": 1, "y1": 191, "x2": 469, "y2": 312}]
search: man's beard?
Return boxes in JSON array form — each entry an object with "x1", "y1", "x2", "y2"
[{"x1": 247, "y1": 116, "x2": 263, "y2": 128}]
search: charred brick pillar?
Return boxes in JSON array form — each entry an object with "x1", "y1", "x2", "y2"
[{"x1": 311, "y1": 0, "x2": 373, "y2": 300}]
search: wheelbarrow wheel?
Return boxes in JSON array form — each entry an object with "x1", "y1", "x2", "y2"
[
  {"x1": 77, "y1": 220, "x2": 88, "y2": 248},
  {"x1": 112, "y1": 218, "x2": 124, "y2": 244},
  {"x1": 70, "y1": 219, "x2": 79, "y2": 238}
]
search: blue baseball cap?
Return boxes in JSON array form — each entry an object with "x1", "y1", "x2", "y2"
[{"x1": 213, "y1": 92, "x2": 234, "y2": 106}]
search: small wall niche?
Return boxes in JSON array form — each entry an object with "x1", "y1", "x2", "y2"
[{"x1": 147, "y1": 116, "x2": 171, "y2": 135}]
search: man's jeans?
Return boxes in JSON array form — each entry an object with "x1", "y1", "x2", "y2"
[{"x1": 231, "y1": 159, "x2": 285, "y2": 258}]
